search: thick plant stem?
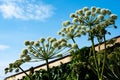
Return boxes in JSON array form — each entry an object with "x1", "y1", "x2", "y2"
[
  {"x1": 18, "y1": 66, "x2": 32, "y2": 80},
  {"x1": 46, "y1": 59, "x2": 49, "y2": 72},
  {"x1": 71, "y1": 37, "x2": 76, "y2": 43},
  {"x1": 101, "y1": 35, "x2": 107, "y2": 80},
  {"x1": 91, "y1": 38, "x2": 100, "y2": 79},
  {"x1": 46, "y1": 59, "x2": 51, "y2": 79},
  {"x1": 97, "y1": 37, "x2": 101, "y2": 52}
]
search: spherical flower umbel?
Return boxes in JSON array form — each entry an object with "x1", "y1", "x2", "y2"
[
  {"x1": 78, "y1": 9, "x2": 83, "y2": 15},
  {"x1": 106, "y1": 9, "x2": 111, "y2": 15},
  {"x1": 22, "y1": 49, "x2": 28, "y2": 55},
  {"x1": 30, "y1": 41, "x2": 34, "y2": 45},
  {"x1": 62, "y1": 21, "x2": 71, "y2": 27},
  {"x1": 24, "y1": 41, "x2": 30, "y2": 46},
  {"x1": 34, "y1": 41, "x2": 40, "y2": 46},
  {"x1": 72, "y1": 43, "x2": 78, "y2": 49},
  {"x1": 110, "y1": 14, "x2": 117, "y2": 20},
  {"x1": 96, "y1": 8, "x2": 101, "y2": 13},
  {"x1": 91, "y1": 6, "x2": 96, "y2": 12},
  {"x1": 47, "y1": 37, "x2": 51, "y2": 42},
  {"x1": 72, "y1": 18, "x2": 78, "y2": 23},
  {"x1": 98, "y1": 14, "x2": 104, "y2": 20},
  {"x1": 83, "y1": 7, "x2": 89, "y2": 12},
  {"x1": 52, "y1": 41, "x2": 58, "y2": 47},
  {"x1": 25, "y1": 55, "x2": 31, "y2": 61},
  {"x1": 60, "y1": 42, "x2": 67, "y2": 46},
  {"x1": 70, "y1": 13, "x2": 76, "y2": 18},
  {"x1": 67, "y1": 43, "x2": 72, "y2": 47},
  {"x1": 20, "y1": 49, "x2": 28, "y2": 58},
  {"x1": 101, "y1": 9, "x2": 106, "y2": 15},
  {"x1": 40, "y1": 38, "x2": 45, "y2": 43},
  {"x1": 85, "y1": 10, "x2": 91, "y2": 16}
]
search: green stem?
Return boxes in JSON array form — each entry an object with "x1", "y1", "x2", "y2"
[
  {"x1": 91, "y1": 37, "x2": 100, "y2": 79},
  {"x1": 97, "y1": 37, "x2": 101, "y2": 52},
  {"x1": 18, "y1": 66, "x2": 32, "y2": 80},
  {"x1": 46, "y1": 59, "x2": 49, "y2": 72},
  {"x1": 101, "y1": 35, "x2": 107, "y2": 79},
  {"x1": 71, "y1": 37, "x2": 76, "y2": 43},
  {"x1": 45, "y1": 59, "x2": 51, "y2": 79}
]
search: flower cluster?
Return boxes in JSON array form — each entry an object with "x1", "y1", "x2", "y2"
[
  {"x1": 58, "y1": 6, "x2": 117, "y2": 41},
  {"x1": 5, "y1": 59, "x2": 25, "y2": 74},
  {"x1": 20, "y1": 37, "x2": 72, "y2": 62},
  {"x1": 58, "y1": 24, "x2": 86, "y2": 40}
]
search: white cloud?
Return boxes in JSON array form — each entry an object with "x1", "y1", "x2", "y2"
[
  {"x1": 0, "y1": 45, "x2": 10, "y2": 50},
  {"x1": 0, "y1": 0, "x2": 54, "y2": 21}
]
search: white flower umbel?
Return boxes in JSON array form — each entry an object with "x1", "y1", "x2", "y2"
[{"x1": 21, "y1": 37, "x2": 72, "y2": 63}]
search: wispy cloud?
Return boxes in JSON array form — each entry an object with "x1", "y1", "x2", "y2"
[
  {"x1": 0, "y1": 0, "x2": 54, "y2": 21},
  {"x1": 0, "y1": 45, "x2": 9, "y2": 50}
]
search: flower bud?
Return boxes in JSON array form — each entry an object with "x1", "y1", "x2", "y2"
[
  {"x1": 83, "y1": 7, "x2": 89, "y2": 12},
  {"x1": 52, "y1": 41, "x2": 58, "y2": 47},
  {"x1": 45, "y1": 43, "x2": 49, "y2": 47},
  {"x1": 29, "y1": 49, "x2": 33, "y2": 52},
  {"x1": 70, "y1": 13, "x2": 76, "y2": 18},
  {"x1": 59, "y1": 38, "x2": 66, "y2": 42},
  {"x1": 30, "y1": 41, "x2": 34, "y2": 45},
  {"x1": 22, "y1": 49, "x2": 28, "y2": 55},
  {"x1": 73, "y1": 25, "x2": 77, "y2": 29},
  {"x1": 101, "y1": 9, "x2": 106, "y2": 15},
  {"x1": 34, "y1": 41, "x2": 40, "y2": 46},
  {"x1": 72, "y1": 18, "x2": 78, "y2": 23},
  {"x1": 40, "y1": 38, "x2": 45, "y2": 43},
  {"x1": 24, "y1": 41, "x2": 30, "y2": 46},
  {"x1": 96, "y1": 8, "x2": 101, "y2": 13},
  {"x1": 91, "y1": 13, "x2": 95, "y2": 17},
  {"x1": 61, "y1": 28, "x2": 66, "y2": 32},
  {"x1": 58, "y1": 45, "x2": 62, "y2": 49},
  {"x1": 105, "y1": 9, "x2": 111, "y2": 15},
  {"x1": 25, "y1": 55, "x2": 31, "y2": 61},
  {"x1": 60, "y1": 42, "x2": 66, "y2": 46},
  {"x1": 15, "y1": 68, "x2": 19, "y2": 72},
  {"x1": 75, "y1": 33, "x2": 81, "y2": 37},
  {"x1": 62, "y1": 21, "x2": 70, "y2": 27},
  {"x1": 9, "y1": 63, "x2": 13, "y2": 68},
  {"x1": 53, "y1": 38, "x2": 57, "y2": 41},
  {"x1": 67, "y1": 33, "x2": 73, "y2": 38},
  {"x1": 110, "y1": 14, "x2": 117, "y2": 20},
  {"x1": 91, "y1": 6, "x2": 96, "y2": 12},
  {"x1": 61, "y1": 33, "x2": 65, "y2": 37},
  {"x1": 67, "y1": 43, "x2": 72, "y2": 47},
  {"x1": 98, "y1": 14, "x2": 104, "y2": 20},
  {"x1": 85, "y1": 10, "x2": 91, "y2": 16},
  {"x1": 57, "y1": 31, "x2": 61, "y2": 35},
  {"x1": 72, "y1": 43, "x2": 78, "y2": 48},
  {"x1": 47, "y1": 37, "x2": 51, "y2": 42},
  {"x1": 70, "y1": 28, "x2": 74, "y2": 33},
  {"x1": 78, "y1": 9, "x2": 83, "y2": 15}
]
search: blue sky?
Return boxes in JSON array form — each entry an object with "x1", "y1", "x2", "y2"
[{"x1": 0, "y1": 0, "x2": 120, "y2": 79}]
